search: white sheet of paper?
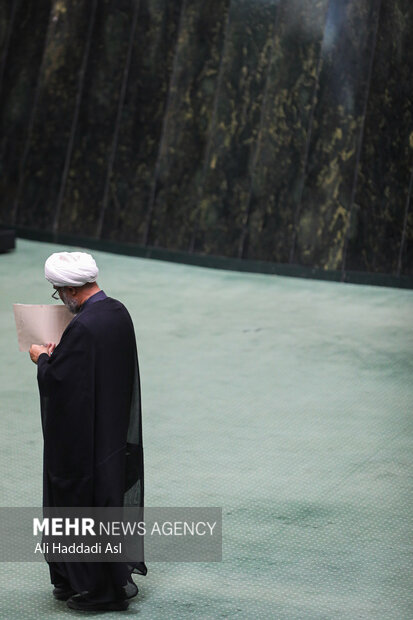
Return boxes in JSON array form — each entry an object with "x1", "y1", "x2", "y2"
[{"x1": 13, "y1": 304, "x2": 73, "y2": 352}]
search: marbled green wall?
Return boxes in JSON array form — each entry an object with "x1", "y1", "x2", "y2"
[
  {"x1": 344, "y1": 0, "x2": 413, "y2": 276},
  {"x1": 194, "y1": 0, "x2": 277, "y2": 257},
  {"x1": 0, "y1": 0, "x2": 53, "y2": 220},
  {"x1": 58, "y1": 0, "x2": 134, "y2": 237},
  {"x1": 293, "y1": 0, "x2": 381, "y2": 271},
  {"x1": 101, "y1": 0, "x2": 184, "y2": 243},
  {"x1": 0, "y1": 0, "x2": 412, "y2": 277},
  {"x1": 244, "y1": 0, "x2": 330, "y2": 263},
  {"x1": 10, "y1": 0, "x2": 92, "y2": 230},
  {"x1": 141, "y1": 0, "x2": 231, "y2": 251}
]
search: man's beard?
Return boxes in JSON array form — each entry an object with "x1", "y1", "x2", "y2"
[{"x1": 60, "y1": 289, "x2": 81, "y2": 314}]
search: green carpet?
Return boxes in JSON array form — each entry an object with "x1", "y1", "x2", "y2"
[{"x1": 0, "y1": 239, "x2": 412, "y2": 619}]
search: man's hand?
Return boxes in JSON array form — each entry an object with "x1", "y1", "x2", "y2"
[
  {"x1": 29, "y1": 342, "x2": 56, "y2": 364},
  {"x1": 47, "y1": 342, "x2": 56, "y2": 356}
]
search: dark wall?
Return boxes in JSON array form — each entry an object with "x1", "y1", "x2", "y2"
[{"x1": 0, "y1": 0, "x2": 412, "y2": 277}]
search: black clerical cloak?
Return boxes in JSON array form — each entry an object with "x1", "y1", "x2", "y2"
[{"x1": 37, "y1": 294, "x2": 147, "y2": 599}]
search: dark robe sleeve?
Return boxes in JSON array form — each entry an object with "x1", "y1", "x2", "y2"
[{"x1": 37, "y1": 321, "x2": 96, "y2": 506}]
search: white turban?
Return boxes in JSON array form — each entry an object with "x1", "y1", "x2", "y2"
[{"x1": 44, "y1": 251, "x2": 99, "y2": 287}]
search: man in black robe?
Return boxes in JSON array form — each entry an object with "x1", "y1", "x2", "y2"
[{"x1": 29, "y1": 251, "x2": 147, "y2": 612}]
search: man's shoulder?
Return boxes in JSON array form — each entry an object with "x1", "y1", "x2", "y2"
[
  {"x1": 77, "y1": 296, "x2": 133, "y2": 327},
  {"x1": 82, "y1": 295, "x2": 126, "y2": 311},
  {"x1": 94, "y1": 296, "x2": 130, "y2": 315}
]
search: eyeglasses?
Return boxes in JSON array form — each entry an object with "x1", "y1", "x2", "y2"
[{"x1": 51, "y1": 288, "x2": 61, "y2": 300}]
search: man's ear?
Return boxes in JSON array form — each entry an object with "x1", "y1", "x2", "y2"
[{"x1": 68, "y1": 286, "x2": 77, "y2": 296}]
